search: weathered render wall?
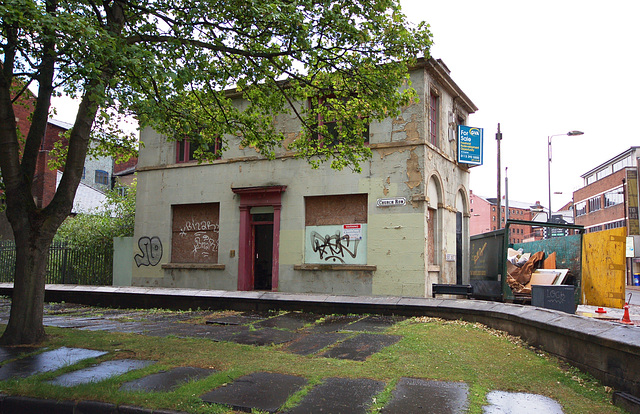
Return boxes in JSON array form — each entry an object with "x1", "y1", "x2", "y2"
[{"x1": 132, "y1": 60, "x2": 475, "y2": 297}]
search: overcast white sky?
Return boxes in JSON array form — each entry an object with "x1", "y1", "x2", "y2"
[{"x1": 400, "y1": 0, "x2": 640, "y2": 211}]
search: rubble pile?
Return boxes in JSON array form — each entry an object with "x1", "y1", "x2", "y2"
[{"x1": 506, "y1": 248, "x2": 569, "y2": 296}]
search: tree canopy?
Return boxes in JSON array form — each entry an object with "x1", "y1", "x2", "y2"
[{"x1": 0, "y1": 0, "x2": 431, "y2": 344}]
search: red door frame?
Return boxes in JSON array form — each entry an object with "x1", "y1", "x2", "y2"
[{"x1": 232, "y1": 186, "x2": 286, "y2": 291}]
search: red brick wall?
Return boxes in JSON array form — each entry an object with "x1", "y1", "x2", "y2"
[
  {"x1": 574, "y1": 168, "x2": 628, "y2": 228},
  {"x1": 113, "y1": 156, "x2": 138, "y2": 174}
]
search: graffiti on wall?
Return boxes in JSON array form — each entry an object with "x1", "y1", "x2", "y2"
[
  {"x1": 310, "y1": 231, "x2": 360, "y2": 264},
  {"x1": 179, "y1": 217, "x2": 219, "y2": 259},
  {"x1": 305, "y1": 224, "x2": 367, "y2": 265},
  {"x1": 135, "y1": 236, "x2": 163, "y2": 267}
]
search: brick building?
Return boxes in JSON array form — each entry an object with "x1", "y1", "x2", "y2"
[
  {"x1": 1, "y1": 87, "x2": 138, "y2": 240},
  {"x1": 573, "y1": 147, "x2": 639, "y2": 234},
  {"x1": 469, "y1": 191, "x2": 535, "y2": 243}
]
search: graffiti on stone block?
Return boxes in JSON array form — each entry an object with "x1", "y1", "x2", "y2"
[
  {"x1": 135, "y1": 236, "x2": 163, "y2": 267},
  {"x1": 310, "y1": 231, "x2": 360, "y2": 264}
]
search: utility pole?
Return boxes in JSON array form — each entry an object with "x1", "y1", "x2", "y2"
[
  {"x1": 496, "y1": 124, "x2": 502, "y2": 228},
  {"x1": 505, "y1": 166, "x2": 509, "y2": 222}
]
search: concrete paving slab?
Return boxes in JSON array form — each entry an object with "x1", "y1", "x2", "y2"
[
  {"x1": 286, "y1": 377, "x2": 385, "y2": 414},
  {"x1": 0, "y1": 347, "x2": 108, "y2": 380},
  {"x1": 47, "y1": 359, "x2": 155, "y2": 387},
  {"x1": 381, "y1": 377, "x2": 469, "y2": 413},
  {"x1": 221, "y1": 290, "x2": 265, "y2": 300},
  {"x1": 343, "y1": 315, "x2": 406, "y2": 332},
  {"x1": 324, "y1": 295, "x2": 402, "y2": 306},
  {"x1": 143, "y1": 323, "x2": 247, "y2": 341},
  {"x1": 120, "y1": 366, "x2": 216, "y2": 393},
  {"x1": 483, "y1": 391, "x2": 564, "y2": 413},
  {"x1": 42, "y1": 317, "x2": 101, "y2": 328},
  {"x1": 438, "y1": 299, "x2": 503, "y2": 313},
  {"x1": 192, "y1": 325, "x2": 250, "y2": 342},
  {"x1": 205, "y1": 314, "x2": 265, "y2": 326},
  {"x1": 106, "y1": 323, "x2": 149, "y2": 334},
  {"x1": 541, "y1": 315, "x2": 617, "y2": 338},
  {"x1": 229, "y1": 328, "x2": 299, "y2": 346},
  {"x1": 79, "y1": 322, "x2": 125, "y2": 332},
  {"x1": 200, "y1": 372, "x2": 307, "y2": 413},
  {"x1": 593, "y1": 324, "x2": 640, "y2": 349},
  {"x1": 193, "y1": 289, "x2": 228, "y2": 297},
  {"x1": 396, "y1": 297, "x2": 444, "y2": 307},
  {"x1": 282, "y1": 333, "x2": 349, "y2": 356},
  {"x1": 320, "y1": 333, "x2": 402, "y2": 361},
  {"x1": 255, "y1": 312, "x2": 322, "y2": 330},
  {"x1": 307, "y1": 315, "x2": 362, "y2": 333},
  {"x1": 260, "y1": 292, "x2": 329, "y2": 303},
  {"x1": 0, "y1": 346, "x2": 37, "y2": 363}
]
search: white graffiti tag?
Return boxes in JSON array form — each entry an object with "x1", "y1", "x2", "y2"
[
  {"x1": 179, "y1": 217, "x2": 219, "y2": 237},
  {"x1": 192, "y1": 231, "x2": 219, "y2": 257}
]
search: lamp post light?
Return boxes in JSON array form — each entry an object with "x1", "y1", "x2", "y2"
[{"x1": 547, "y1": 130, "x2": 584, "y2": 224}]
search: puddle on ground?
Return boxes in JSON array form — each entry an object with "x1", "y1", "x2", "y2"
[
  {"x1": 0, "y1": 347, "x2": 108, "y2": 380},
  {"x1": 483, "y1": 391, "x2": 564, "y2": 413},
  {"x1": 47, "y1": 359, "x2": 155, "y2": 387}
]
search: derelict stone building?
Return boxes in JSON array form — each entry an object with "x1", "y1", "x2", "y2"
[{"x1": 131, "y1": 57, "x2": 478, "y2": 297}]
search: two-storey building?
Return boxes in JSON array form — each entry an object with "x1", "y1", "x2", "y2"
[{"x1": 131, "y1": 58, "x2": 478, "y2": 297}]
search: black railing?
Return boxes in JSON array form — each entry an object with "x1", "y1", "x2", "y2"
[{"x1": 0, "y1": 241, "x2": 112, "y2": 285}]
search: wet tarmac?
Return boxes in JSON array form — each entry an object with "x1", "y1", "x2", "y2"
[{"x1": 0, "y1": 298, "x2": 571, "y2": 413}]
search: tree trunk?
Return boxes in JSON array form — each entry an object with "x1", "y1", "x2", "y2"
[{"x1": 0, "y1": 221, "x2": 53, "y2": 345}]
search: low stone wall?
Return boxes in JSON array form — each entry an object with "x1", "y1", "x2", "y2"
[{"x1": 1, "y1": 284, "x2": 638, "y2": 399}]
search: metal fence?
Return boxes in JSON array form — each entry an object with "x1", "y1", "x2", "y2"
[{"x1": 0, "y1": 241, "x2": 112, "y2": 285}]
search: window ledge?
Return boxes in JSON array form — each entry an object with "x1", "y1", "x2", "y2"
[
  {"x1": 162, "y1": 263, "x2": 225, "y2": 270},
  {"x1": 294, "y1": 264, "x2": 377, "y2": 271}
]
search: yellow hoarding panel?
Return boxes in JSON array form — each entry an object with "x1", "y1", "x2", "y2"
[{"x1": 582, "y1": 227, "x2": 627, "y2": 308}]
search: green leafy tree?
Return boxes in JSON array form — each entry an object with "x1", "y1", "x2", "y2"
[
  {"x1": 0, "y1": 0, "x2": 431, "y2": 345},
  {"x1": 54, "y1": 180, "x2": 136, "y2": 248}
]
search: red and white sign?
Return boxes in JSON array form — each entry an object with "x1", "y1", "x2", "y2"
[{"x1": 342, "y1": 224, "x2": 363, "y2": 240}]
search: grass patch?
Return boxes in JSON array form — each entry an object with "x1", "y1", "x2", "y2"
[{"x1": 0, "y1": 306, "x2": 625, "y2": 414}]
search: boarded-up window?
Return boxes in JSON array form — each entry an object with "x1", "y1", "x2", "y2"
[
  {"x1": 304, "y1": 194, "x2": 367, "y2": 264},
  {"x1": 305, "y1": 194, "x2": 367, "y2": 226},
  {"x1": 171, "y1": 203, "x2": 220, "y2": 263}
]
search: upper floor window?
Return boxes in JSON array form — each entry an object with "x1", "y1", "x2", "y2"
[
  {"x1": 613, "y1": 155, "x2": 633, "y2": 173},
  {"x1": 176, "y1": 138, "x2": 221, "y2": 163},
  {"x1": 95, "y1": 170, "x2": 109, "y2": 186},
  {"x1": 588, "y1": 196, "x2": 601, "y2": 213},
  {"x1": 575, "y1": 201, "x2": 587, "y2": 217},
  {"x1": 308, "y1": 96, "x2": 369, "y2": 146},
  {"x1": 604, "y1": 188, "x2": 624, "y2": 208},
  {"x1": 596, "y1": 167, "x2": 611, "y2": 181},
  {"x1": 429, "y1": 90, "x2": 439, "y2": 146}
]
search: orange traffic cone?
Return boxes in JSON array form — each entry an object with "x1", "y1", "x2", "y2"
[{"x1": 620, "y1": 303, "x2": 634, "y2": 325}]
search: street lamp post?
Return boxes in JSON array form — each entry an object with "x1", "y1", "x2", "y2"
[{"x1": 547, "y1": 130, "x2": 584, "y2": 224}]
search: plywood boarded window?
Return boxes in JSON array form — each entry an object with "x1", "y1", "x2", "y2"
[
  {"x1": 304, "y1": 194, "x2": 368, "y2": 265},
  {"x1": 171, "y1": 203, "x2": 220, "y2": 263},
  {"x1": 305, "y1": 194, "x2": 367, "y2": 226}
]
